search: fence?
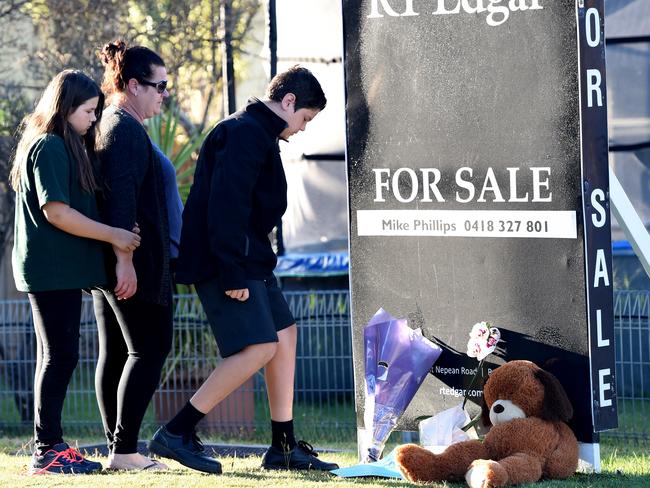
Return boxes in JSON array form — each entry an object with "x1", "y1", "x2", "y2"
[
  {"x1": 612, "y1": 290, "x2": 650, "y2": 442},
  {"x1": 0, "y1": 290, "x2": 355, "y2": 443},
  {"x1": 0, "y1": 290, "x2": 647, "y2": 443}
]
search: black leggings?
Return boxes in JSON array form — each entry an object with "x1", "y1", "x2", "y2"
[
  {"x1": 28, "y1": 289, "x2": 82, "y2": 452},
  {"x1": 92, "y1": 289, "x2": 173, "y2": 454}
]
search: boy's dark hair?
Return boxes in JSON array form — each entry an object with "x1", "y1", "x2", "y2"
[{"x1": 266, "y1": 65, "x2": 327, "y2": 111}]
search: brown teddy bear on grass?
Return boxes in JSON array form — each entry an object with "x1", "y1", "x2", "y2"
[{"x1": 396, "y1": 360, "x2": 579, "y2": 487}]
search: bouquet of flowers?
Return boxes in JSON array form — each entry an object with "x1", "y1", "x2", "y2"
[{"x1": 362, "y1": 308, "x2": 442, "y2": 462}]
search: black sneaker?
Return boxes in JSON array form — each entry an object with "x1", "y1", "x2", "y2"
[
  {"x1": 261, "y1": 440, "x2": 339, "y2": 471},
  {"x1": 148, "y1": 425, "x2": 222, "y2": 474},
  {"x1": 30, "y1": 443, "x2": 102, "y2": 475},
  {"x1": 64, "y1": 446, "x2": 103, "y2": 471}
]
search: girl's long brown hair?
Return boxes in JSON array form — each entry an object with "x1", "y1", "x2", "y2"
[{"x1": 10, "y1": 69, "x2": 104, "y2": 193}]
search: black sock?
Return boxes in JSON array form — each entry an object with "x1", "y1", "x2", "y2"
[
  {"x1": 271, "y1": 419, "x2": 296, "y2": 451},
  {"x1": 166, "y1": 401, "x2": 205, "y2": 436}
]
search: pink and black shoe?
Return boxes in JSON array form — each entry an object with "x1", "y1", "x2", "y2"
[{"x1": 30, "y1": 443, "x2": 102, "y2": 475}]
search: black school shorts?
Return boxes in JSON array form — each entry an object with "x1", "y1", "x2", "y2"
[{"x1": 195, "y1": 274, "x2": 295, "y2": 358}]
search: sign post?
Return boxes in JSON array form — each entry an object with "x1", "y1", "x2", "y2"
[{"x1": 343, "y1": 0, "x2": 617, "y2": 470}]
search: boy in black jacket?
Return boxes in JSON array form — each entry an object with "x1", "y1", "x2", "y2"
[{"x1": 149, "y1": 66, "x2": 337, "y2": 473}]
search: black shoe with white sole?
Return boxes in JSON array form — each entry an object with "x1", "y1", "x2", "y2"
[
  {"x1": 148, "y1": 426, "x2": 222, "y2": 474},
  {"x1": 261, "y1": 440, "x2": 339, "y2": 471}
]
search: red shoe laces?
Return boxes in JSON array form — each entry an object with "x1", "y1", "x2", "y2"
[
  {"x1": 62, "y1": 447, "x2": 86, "y2": 463},
  {"x1": 33, "y1": 448, "x2": 84, "y2": 475}
]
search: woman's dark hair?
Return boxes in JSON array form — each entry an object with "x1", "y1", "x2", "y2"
[
  {"x1": 266, "y1": 65, "x2": 327, "y2": 111},
  {"x1": 10, "y1": 69, "x2": 104, "y2": 193},
  {"x1": 99, "y1": 39, "x2": 165, "y2": 96}
]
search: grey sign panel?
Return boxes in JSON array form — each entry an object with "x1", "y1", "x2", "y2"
[{"x1": 343, "y1": 0, "x2": 617, "y2": 442}]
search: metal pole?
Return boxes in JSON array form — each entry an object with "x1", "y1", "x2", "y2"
[
  {"x1": 221, "y1": 0, "x2": 236, "y2": 115},
  {"x1": 268, "y1": 0, "x2": 284, "y2": 255},
  {"x1": 268, "y1": 0, "x2": 277, "y2": 79}
]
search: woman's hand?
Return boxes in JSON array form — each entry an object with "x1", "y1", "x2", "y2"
[
  {"x1": 114, "y1": 250, "x2": 137, "y2": 299},
  {"x1": 110, "y1": 227, "x2": 141, "y2": 253},
  {"x1": 225, "y1": 288, "x2": 249, "y2": 301}
]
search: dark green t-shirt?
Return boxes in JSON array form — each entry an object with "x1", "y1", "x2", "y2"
[{"x1": 12, "y1": 134, "x2": 107, "y2": 292}]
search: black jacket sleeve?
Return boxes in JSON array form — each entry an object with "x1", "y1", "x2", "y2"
[{"x1": 206, "y1": 121, "x2": 268, "y2": 290}]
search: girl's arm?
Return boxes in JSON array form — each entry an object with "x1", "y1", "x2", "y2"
[{"x1": 42, "y1": 201, "x2": 140, "y2": 252}]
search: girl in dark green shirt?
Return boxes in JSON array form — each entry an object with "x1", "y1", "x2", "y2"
[{"x1": 10, "y1": 70, "x2": 140, "y2": 475}]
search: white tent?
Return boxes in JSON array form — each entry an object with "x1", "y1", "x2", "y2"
[{"x1": 269, "y1": 0, "x2": 348, "y2": 254}]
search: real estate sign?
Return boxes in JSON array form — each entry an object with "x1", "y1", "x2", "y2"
[{"x1": 343, "y1": 0, "x2": 617, "y2": 448}]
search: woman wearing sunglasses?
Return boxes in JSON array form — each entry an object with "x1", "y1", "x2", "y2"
[{"x1": 92, "y1": 39, "x2": 178, "y2": 471}]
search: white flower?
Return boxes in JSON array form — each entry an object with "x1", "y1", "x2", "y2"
[
  {"x1": 469, "y1": 322, "x2": 490, "y2": 339},
  {"x1": 467, "y1": 340, "x2": 483, "y2": 358},
  {"x1": 466, "y1": 323, "x2": 500, "y2": 361}
]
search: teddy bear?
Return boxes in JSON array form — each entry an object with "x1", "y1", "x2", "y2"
[{"x1": 396, "y1": 360, "x2": 579, "y2": 487}]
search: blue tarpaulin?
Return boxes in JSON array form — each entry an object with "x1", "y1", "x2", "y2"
[
  {"x1": 275, "y1": 251, "x2": 349, "y2": 277},
  {"x1": 275, "y1": 242, "x2": 636, "y2": 277},
  {"x1": 613, "y1": 240, "x2": 635, "y2": 256}
]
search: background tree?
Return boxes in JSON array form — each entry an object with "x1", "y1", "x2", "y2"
[
  {"x1": 0, "y1": 1, "x2": 30, "y2": 20},
  {"x1": 21, "y1": 0, "x2": 130, "y2": 82},
  {"x1": 127, "y1": 0, "x2": 261, "y2": 132},
  {"x1": 0, "y1": 2, "x2": 39, "y2": 274},
  {"x1": 10, "y1": 0, "x2": 262, "y2": 133},
  {"x1": 0, "y1": 0, "x2": 265, "y2": 284}
]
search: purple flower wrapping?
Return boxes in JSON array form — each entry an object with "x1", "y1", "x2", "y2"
[{"x1": 362, "y1": 308, "x2": 442, "y2": 461}]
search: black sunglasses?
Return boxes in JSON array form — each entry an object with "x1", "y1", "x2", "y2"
[{"x1": 137, "y1": 78, "x2": 168, "y2": 94}]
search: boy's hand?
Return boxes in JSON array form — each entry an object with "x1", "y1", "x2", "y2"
[{"x1": 225, "y1": 288, "x2": 249, "y2": 301}]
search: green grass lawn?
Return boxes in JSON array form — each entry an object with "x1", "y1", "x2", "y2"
[
  {"x1": 0, "y1": 438, "x2": 647, "y2": 487},
  {"x1": 0, "y1": 374, "x2": 358, "y2": 445}
]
